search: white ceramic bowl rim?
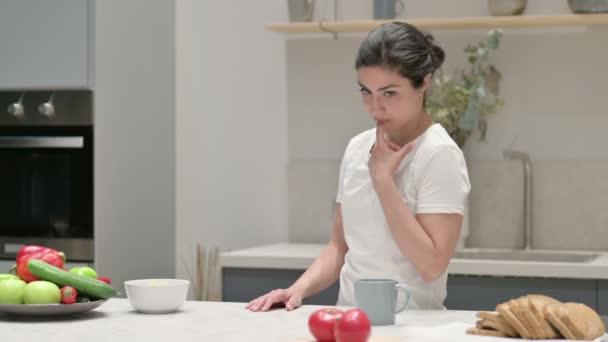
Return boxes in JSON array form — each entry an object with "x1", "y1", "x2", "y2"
[{"x1": 124, "y1": 279, "x2": 190, "y2": 286}]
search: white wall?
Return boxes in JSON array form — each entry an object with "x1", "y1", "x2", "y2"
[
  {"x1": 94, "y1": 0, "x2": 176, "y2": 291},
  {"x1": 175, "y1": 0, "x2": 289, "y2": 283},
  {"x1": 287, "y1": 1, "x2": 608, "y2": 250},
  {"x1": 94, "y1": 0, "x2": 287, "y2": 295}
]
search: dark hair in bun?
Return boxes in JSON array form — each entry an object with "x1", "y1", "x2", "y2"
[{"x1": 356, "y1": 22, "x2": 445, "y2": 89}]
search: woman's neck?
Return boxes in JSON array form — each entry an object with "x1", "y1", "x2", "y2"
[{"x1": 390, "y1": 113, "x2": 433, "y2": 147}]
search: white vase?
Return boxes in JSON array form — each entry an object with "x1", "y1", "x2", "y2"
[
  {"x1": 568, "y1": 0, "x2": 608, "y2": 13},
  {"x1": 487, "y1": 0, "x2": 527, "y2": 16}
]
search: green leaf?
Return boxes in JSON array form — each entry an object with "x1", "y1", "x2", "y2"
[
  {"x1": 487, "y1": 29, "x2": 503, "y2": 49},
  {"x1": 428, "y1": 29, "x2": 503, "y2": 146},
  {"x1": 464, "y1": 45, "x2": 477, "y2": 53}
]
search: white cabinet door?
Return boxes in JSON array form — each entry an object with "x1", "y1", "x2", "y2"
[{"x1": 0, "y1": 0, "x2": 92, "y2": 89}]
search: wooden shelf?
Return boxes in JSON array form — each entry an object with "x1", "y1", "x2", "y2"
[{"x1": 265, "y1": 13, "x2": 608, "y2": 33}]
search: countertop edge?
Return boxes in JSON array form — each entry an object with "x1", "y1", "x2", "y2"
[{"x1": 220, "y1": 243, "x2": 608, "y2": 279}]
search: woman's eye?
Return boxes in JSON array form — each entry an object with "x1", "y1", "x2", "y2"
[
  {"x1": 383, "y1": 91, "x2": 396, "y2": 97},
  {"x1": 360, "y1": 88, "x2": 371, "y2": 94}
]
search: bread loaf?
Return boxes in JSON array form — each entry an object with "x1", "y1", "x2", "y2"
[
  {"x1": 476, "y1": 311, "x2": 519, "y2": 337},
  {"x1": 544, "y1": 302, "x2": 605, "y2": 340},
  {"x1": 526, "y1": 295, "x2": 561, "y2": 339},
  {"x1": 496, "y1": 299, "x2": 534, "y2": 339},
  {"x1": 466, "y1": 327, "x2": 509, "y2": 337},
  {"x1": 511, "y1": 295, "x2": 546, "y2": 339},
  {"x1": 466, "y1": 295, "x2": 606, "y2": 340}
]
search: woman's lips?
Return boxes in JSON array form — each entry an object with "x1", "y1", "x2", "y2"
[{"x1": 375, "y1": 119, "x2": 388, "y2": 125}]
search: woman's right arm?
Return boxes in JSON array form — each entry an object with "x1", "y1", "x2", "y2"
[{"x1": 245, "y1": 205, "x2": 348, "y2": 311}]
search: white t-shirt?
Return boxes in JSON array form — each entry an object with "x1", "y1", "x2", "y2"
[{"x1": 335, "y1": 123, "x2": 471, "y2": 310}]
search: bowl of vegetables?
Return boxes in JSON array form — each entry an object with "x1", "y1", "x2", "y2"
[
  {"x1": 124, "y1": 279, "x2": 189, "y2": 314},
  {"x1": 0, "y1": 245, "x2": 117, "y2": 317}
]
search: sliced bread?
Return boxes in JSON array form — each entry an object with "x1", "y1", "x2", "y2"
[
  {"x1": 476, "y1": 311, "x2": 519, "y2": 337},
  {"x1": 544, "y1": 302, "x2": 605, "y2": 340},
  {"x1": 526, "y1": 294, "x2": 562, "y2": 339},
  {"x1": 466, "y1": 327, "x2": 509, "y2": 338},
  {"x1": 496, "y1": 299, "x2": 534, "y2": 339}
]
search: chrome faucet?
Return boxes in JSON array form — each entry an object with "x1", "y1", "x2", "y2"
[{"x1": 503, "y1": 149, "x2": 533, "y2": 251}]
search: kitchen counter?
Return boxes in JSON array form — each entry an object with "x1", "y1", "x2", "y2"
[
  {"x1": 220, "y1": 243, "x2": 608, "y2": 279},
  {"x1": 2, "y1": 298, "x2": 606, "y2": 341}
]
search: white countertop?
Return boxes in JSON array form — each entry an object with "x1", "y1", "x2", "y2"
[
  {"x1": 2, "y1": 298, "x2": 605, "y2": 341},
  {"x1": 220, "y1": 243, "x2": 608, "y2": 279}
]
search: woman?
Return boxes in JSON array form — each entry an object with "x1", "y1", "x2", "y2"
[{"x1": 246, "y1": 22, "x2": 470, "y2": 312}]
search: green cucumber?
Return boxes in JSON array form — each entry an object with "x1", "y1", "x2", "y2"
[{"x1": 27, "y1": 259, "x2": 117, "y2": 299}]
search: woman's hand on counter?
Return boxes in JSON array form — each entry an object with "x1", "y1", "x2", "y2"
[{"x1": 245, "y1": 288, "x2": 303, "y2": 312}]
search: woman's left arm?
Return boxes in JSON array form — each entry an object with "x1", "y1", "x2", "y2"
[
  {"x1": 369, "y1": 125, "x2": 468, "y2": 283},
  {"x1": 373, "y1": 179, "x2": 462, "y2": 283}
]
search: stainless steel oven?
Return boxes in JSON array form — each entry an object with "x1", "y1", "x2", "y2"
[{"x1": 0, "y1": 91, "x2": 93, "y2": 261}]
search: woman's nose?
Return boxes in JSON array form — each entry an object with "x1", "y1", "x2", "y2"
[{"x1": 369, "y1": 95, "x2": 385, "y2": 114}]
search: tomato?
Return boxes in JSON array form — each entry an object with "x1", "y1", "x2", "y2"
[
  {"x1": 308, "y1": 307, "x2": 343, "y2": 342},
  {"x1": 334, "y1": 308, "x2": 371, "y2": 342},
  {"x1": 60, "y1": 286, "x2": 77, "y2": 304}
]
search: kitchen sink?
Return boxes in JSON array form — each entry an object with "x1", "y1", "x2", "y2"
[{"x1": 453, "y1": 249, "x2": 601, "y2": 263}]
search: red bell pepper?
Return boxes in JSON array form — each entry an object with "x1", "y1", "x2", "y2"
[
  {"x1": 11, "y1": 246, "x2": 66, "y2": 283},
  {"x1": 60, "y1": 286, "x2": 77, "y2": 304},
  {"x1": 16, "y1": 245, "x2": 48, "y2": 263},
  {"x1": 96, "y1": 276, "x2": 112, "y2": 285}
]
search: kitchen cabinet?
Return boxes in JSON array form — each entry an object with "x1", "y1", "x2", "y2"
[
  {"x1": 445, "y1": 275, "x2": 597, "y2": 311},
  {"x1": 599, "y1": 280, "x2": 608, "y2": 315},
  {"x1": 223, "y1": 268, "x2": 600, "y2": 310},
  {"x1": 222, "y1": 267, "x2": 339, "y2": 305},
  {"x1": 0, "y1": 0, "x2": 93, "y2": 89}
]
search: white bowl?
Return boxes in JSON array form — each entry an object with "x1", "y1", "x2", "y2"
[{"x1": 124, "y1": 279, "x2": 190, "y2": 314}]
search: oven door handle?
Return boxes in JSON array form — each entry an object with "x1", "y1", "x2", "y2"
[{"x1": 0, "y1": 136, "x2": 84, "y2": 149}]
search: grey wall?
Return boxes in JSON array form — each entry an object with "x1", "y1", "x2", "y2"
[
  {"x1": 286, "y1": 2, "x2": 608, "y2": 250},
  {"x1": 94, "y1": 0, "x2": 175, "y2": 292}
]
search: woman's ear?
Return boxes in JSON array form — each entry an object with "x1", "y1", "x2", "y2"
[{"x1": 419, "y1": 73, "x2": 432, "y2": 94}]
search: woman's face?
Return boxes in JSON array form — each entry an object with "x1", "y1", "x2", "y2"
[{"x1": 357, "y1": 66, "x2": 429, "y2": 139}]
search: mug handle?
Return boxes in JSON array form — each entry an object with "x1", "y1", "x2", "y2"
[
  {"x1": 395, "y1": 0, "x2": 405, "y2": 17},
  {"x1": 394, "y1": 283, "x2": 411, "y2": 313}
]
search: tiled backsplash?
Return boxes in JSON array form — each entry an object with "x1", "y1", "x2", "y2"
[
  {"x1": 467, "y1": 161, "x2": 524, "y2": 249},
  {"x1": 288, "y1": 160, "x2": 608, "y2": 251},
  {"x1": 288, "y1": 161, "x2": 340, "y2": 243},
  {"x1": 533, "y1": 162, "x2": 608, "y2": 250}
]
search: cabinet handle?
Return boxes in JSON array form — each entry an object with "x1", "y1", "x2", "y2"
[{"x1": 0, "y1": 136, "x2": 84, "y2": 148}]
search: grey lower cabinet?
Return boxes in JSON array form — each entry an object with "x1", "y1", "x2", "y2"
[
  {"x1": 445, "y1": 275, "x2": 597, "y2": 312},
  {"x1": 222, "y1": 268, "x2": 339, "y2": 305},
  {"x1": 223, "y1": 268, "x2": 603, "y2": 313},
  {"x1": 599, "y1": 280, "x2": 608, "y2": 315}
]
